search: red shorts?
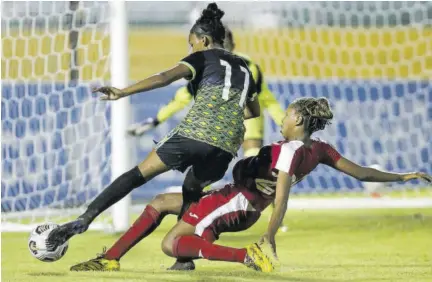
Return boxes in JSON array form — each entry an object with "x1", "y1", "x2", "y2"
[{"x1": 182, "y1": 184, "x2": 270, "y2": 242}]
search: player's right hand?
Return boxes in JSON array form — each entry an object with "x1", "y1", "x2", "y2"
[
  {"x1": 92, "y1": 86, "x2": 125, "y2": 101},
  {"x1": 127, "y1": 118, "x2": 159, "y2": 136},
  {"x1": 259, "y1": 234, "x2": 278, "y2": 260},
  {"x1": 403, "y1": 172, "x2": 432, "y2": 183}
]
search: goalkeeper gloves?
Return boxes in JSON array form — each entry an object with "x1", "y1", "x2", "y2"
[{"x1": 127, "y1": 117, "x2": 160, "y2": 136}]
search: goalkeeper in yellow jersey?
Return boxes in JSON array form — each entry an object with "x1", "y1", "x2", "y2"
[{"x1": 128, "y1": 27, "x2": 288, "y2": 231}]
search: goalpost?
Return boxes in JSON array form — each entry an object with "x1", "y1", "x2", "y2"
[{"x1": 2, "y1": 1, "x2": 131, "y2": 232}]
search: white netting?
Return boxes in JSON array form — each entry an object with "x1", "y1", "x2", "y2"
[
  {"x1": 234, "y1": 2, "x2": 432, "y2": 196},
  {"x1": 127, "y1": 2, "x2": 432, "y2": 200},
  {"x1": 1, "y1": 1, "x2": 114, "y2": 231},
  {"x1": 237, "y1": 2, "x2": 432, "y2": 197}
]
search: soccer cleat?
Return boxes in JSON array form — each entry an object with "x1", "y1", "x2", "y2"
[
  {"x1": 244, "y1": 243, "x2": 274, "y2": 273},
  {"x1": 166, "y1": 259, "x2": 196, "y2": 271},
  {"x1": 70, "y1": 248, "x2": 120, "y2": 271},
  {"x1": 46, "y1": 218, "x2": 88, "y2": 250}
]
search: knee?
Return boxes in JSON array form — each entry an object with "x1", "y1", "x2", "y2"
[
  {"x1": 161, "y1": 235, "x2": 175, "y2": 257},
  {"x1": 149, "y1": 194, "x2": 169, "y2": 212},
  {"x1": 183, "y1": 169, "x2": 212, "y2": 194}
]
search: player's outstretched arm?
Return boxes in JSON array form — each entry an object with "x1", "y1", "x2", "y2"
[
  {"x1": 261, "y1": 170, "x2": 292, "y2": 258},
  {"x1": 93, "y1": 64, "x2": 192, "y2": 100},
  {"x1": 333, "y1": 157, "x2": 432, "y2": 184}
]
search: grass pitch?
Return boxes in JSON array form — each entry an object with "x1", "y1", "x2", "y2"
[{"x1": 2, "y1": 208, "x2": 432, "y2": 282}]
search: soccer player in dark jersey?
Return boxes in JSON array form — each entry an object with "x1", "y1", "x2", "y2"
[
  {"x1": 128, "y1": 27, "x2": 285, "y2": 160},
  {"x1": 69, "y1": 97, "x2": 431, "y2": 272},
  {"x1": 128, "y1": 26, "x2": 288, "y2": 232},
  {"x1": 46, "y1": 3, "x2": 259, "y2": 250}
]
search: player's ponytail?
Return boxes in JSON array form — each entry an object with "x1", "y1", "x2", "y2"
[
  {"x1": 190, "y1": 3, "x2": 226, "y2": 45},
  {"x1": 291, "y1": 97, "x2": 333, "y2": 134}
]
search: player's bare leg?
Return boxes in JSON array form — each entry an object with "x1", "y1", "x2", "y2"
[
  {"x1": 161, "y1": 220, "x2": 275, "y2": 272},
  {"x1": 166, "y1": 168, "x2": 213, "y2": 271},
  {"x1": 242, "y1": 139, "x2": 262, "y2": 158},
  {"x1": 47, "y1": 149, "x2": 170, "y2": 248},
  {"x1": 161, "y1": 219, "x2": 198, "y2": 270},
  {"x1": 70, "y1": 193, "x2": 183, "y2": 271}
]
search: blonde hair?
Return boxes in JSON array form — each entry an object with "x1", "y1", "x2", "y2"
[{"x1": 290, "y1": 97, "x2": 333, "y2": 134}]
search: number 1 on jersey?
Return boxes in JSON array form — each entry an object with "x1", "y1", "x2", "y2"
[
  {"x1": 220, "y1": 60, "x2": 231, "y2": 101},
  {"x1": 220, "y1": 59, "x2": 250, "y2": 107}
]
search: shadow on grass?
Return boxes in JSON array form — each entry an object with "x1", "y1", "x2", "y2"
[
  {"x1": 284, "y1": 263, "x2": 431, "y2": 269},
  {"x1": 27, "y1": 272, "x2": 67, "y2": 277},
  {"x1": 124, "y1": 268, "x2": 338, "y2": 282}
]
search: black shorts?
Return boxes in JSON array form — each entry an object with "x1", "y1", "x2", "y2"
[{"x1": 156, "y1": 132, "x2": 233, "y2": 182}]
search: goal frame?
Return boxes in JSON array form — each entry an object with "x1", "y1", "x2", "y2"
[
  {"x1": 1, "y1": 0, "x2": 131, "y2": 233},
  {"x1": 109, "y1": 0, "x2": 131, "y2": 233}
]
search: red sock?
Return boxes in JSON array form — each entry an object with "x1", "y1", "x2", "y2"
[
  {"x1": 104, "y1": 205, "x2": 163, "y2": 260},
  {"x1": 172, "y1": 235, "x2": 247, "y2": 263}
]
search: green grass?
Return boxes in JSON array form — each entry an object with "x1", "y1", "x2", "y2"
[{"x1": 2, "y1": 208, "x2": 432, "y2": 282}]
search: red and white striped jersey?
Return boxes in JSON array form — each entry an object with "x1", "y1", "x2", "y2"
[
  {"x1": 271, "y1": 139, "x2": 341, "y2": 186},
  {"x1": 232, "y1": 139, "x2": 341, "y2": 203}
]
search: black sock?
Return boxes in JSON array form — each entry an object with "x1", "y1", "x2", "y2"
[
  {"x1": 177, "y1": 189, "x2": 202, "y2": 221},
  {"x1": 177, "y1": 168, "x2": 206, "y2": 221},
  {"x1": 79, "y1": 166, "x2": 147, "y2": 225}
]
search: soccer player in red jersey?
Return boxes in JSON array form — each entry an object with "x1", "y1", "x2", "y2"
[{"x1": 70, "y1": 97, "x2": 431, "y2": 272}]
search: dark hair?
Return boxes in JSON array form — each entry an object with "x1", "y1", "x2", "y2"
[
  {"x1": 291, "y1": 97, "x2": 333, "y2": 134},
  {"x1": 224, "y1": 25, "x2": 235, "y2": 50},
  {"x1": 190, "y1": 3, "x2": 225, "y2": 45},
  {"x1": 225, "y1": 26, "x2": 234, "y2": 43}
]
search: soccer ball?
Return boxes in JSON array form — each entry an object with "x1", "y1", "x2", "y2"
[{"x1": 28, "y1": 223, "x2": 69, "y2": 262}]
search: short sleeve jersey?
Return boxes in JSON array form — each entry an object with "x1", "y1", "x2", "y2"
[
  {"x1": 271, "y1": 139, "x2": 342, "y2": 184},
  {"x1": 175, "y1": 49, "x2": 257, "y2": 156},
  {"x1": 233, "y1": 139, "x2": 342, "y2": 202}
]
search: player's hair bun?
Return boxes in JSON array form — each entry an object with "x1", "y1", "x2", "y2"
[
  {"x1": 201, "y1": 3, "x2": 225, "y2": 21},
  {"x1": 291, "y1": 97, "x2": 333, "y2": 134},
  {"x1": 313, "y1": 97, "x2": 333, "y2": 120},
  {"x1": 191, "y1": 3, "x2": 226, "y2": 45}
]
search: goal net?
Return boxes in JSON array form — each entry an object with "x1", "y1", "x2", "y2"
[
  {"x1": 126, "y1": 2, "x2": 432, "y2": 208},
  {"x1": 226, "y1": 1, "x2": 432, "y2": 205},
  {"x1": 1, "y1": 1, "x2": 124, "y2": 232}
]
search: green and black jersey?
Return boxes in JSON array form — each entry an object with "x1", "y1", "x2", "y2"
[{"x1": 174, "y1": 48, "x2": 257, "y2": 156}]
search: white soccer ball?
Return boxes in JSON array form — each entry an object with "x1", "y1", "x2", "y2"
[{"x1": 28, "y1": 223, "x2": 69, "y2": 262}]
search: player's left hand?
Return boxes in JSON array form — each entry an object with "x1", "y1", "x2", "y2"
[
  {"x1": 403, "y1": 172, "x2": 432, "y2": 183},
  {"x1": 259, "y1": 234, "x2": 278, "y2": 259},
  {"x1": 92, "y1": 86, "x2": 125, "y2": 101}
]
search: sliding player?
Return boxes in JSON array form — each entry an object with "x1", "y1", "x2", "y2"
[
  {"x1": 47, "y1": 3, "x2": 259, "y2": 249},
  {"x1": 127, "y1": 26, "x2": 288, "y2": 230},
  {"x1": 69, "y1": 97, "x2": 431, "y2": 272}
]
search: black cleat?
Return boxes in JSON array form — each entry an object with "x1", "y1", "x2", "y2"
[
  {"x1": 46, "y1": 218, "x2": 88, "y2": 250},
  {"x1": 166, "y1": 259, "x2": 195, "y2": 271}
]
